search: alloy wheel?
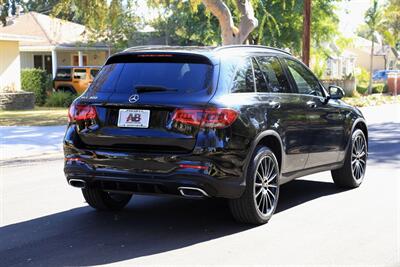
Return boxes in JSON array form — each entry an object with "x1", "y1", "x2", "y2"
[
  {"x1": 254, "y1": 155, "x2": 279, "y2": 217},
  {"x1": 351, "y1": 133, "x2": 367, "y2": 180}
]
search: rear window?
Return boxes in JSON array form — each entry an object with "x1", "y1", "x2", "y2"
[
  {"x1": 55, "y1": 68, "x2": 72, "y2": 80},
  {"x1": 87, "y1": 60, "x2": 213, "y2": 95}
]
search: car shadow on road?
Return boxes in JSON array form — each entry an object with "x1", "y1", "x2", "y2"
[
  {"x1": 0, "y1": 179, "x2": 347, "y2": 266},
  {"x1": 366, "y1": 122, "x2": 400, "y2": 166}
]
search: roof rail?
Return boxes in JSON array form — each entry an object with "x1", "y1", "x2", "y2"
[{"x1": 213, "y1": 45, "x2": 291, "y2": 55}]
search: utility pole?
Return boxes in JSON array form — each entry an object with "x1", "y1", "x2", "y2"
[{"x1": 302, "y1": 0, "x2": 311, "y2": 66}]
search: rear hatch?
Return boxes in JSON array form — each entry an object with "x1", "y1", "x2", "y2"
[{"x1": 72, "y1": 52, "x2": 217, "y2": 153}]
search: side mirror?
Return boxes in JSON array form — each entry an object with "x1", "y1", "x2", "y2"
[{"x1": 329, "y1": 85, "x2": 345, "y2": 99}]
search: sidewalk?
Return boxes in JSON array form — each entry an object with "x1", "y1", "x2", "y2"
[
  {"x1": 0, "y1": 104, "x2": 398, "y2": 165},
  {"x1": 0, "y1": 125, "x2": 66, "y2": 165}
]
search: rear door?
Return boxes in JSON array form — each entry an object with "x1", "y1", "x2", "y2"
[
  {"x1": 77, "y1": 53, "x2": 216, "y2": 153},
  {"x1": 284, "y1": 58, "x2": 345, "y2": 168},
  {"x1": 253, "y1": 56, "x2": 309, "y2": 173}
]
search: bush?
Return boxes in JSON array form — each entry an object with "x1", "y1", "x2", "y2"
[
  {"x1": 355, "y1": 67, "x2": 370, "y2": 88},
  {"x1": 372, "y1": 83, "x2": 384, "y2": 94},
  {"x1": 21, "y1": 69, "x2": 49, "y2": 106},
  {"x1": 383, "y1": 83, "x2": 389, "y2": 93},
  {"x1": 356, "y1": 86, "x2": 368, "y2": 95},
  {"x1": 45, "y1": 91, "x2": 76, "y2": 108}
]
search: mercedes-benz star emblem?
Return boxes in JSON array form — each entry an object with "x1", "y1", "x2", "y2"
[{"x1": 128, "y1": 94, "x2": 139, "y2": 103}]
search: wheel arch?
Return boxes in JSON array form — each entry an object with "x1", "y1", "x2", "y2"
[
  {"x1": 245, "y1": 130, "x2": 284, "y2": 175},
  {"x1": 352, "y1": 118, "x2": 368, "y2": 146}
]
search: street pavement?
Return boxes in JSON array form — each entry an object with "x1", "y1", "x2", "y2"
[
  {"x1": 0, "y1": 126, "x2": 65, "y2": 164},
  {"x1": 0, "y1": 104, "x2": 399, "y2": 266}
]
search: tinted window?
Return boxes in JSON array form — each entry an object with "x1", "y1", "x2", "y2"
[
  {"x1": 90, "y1": 69, "x2": 99, "y2": 79},
  {"x1": 256, "y1": 56, "x2": 290, "y2": 93},
  {"x1": 286, "y1": 59, "x2": 323, "y2": 96},
  {"x1": 252, "y1": 58, "x2": 268, "y2": 92},
  {"x1": 87, "y1": 64, "x2": 124, "y2": 94},
  {"x1": 231, "y1": 58, "x2": 255, "y2": 93},
  {"x1": 73, "y1": 69, "x2": 87, "y2": 80},
  {"x1": 55, "y1": 68, "x2": 72, "y2": 80},
  {"x1": 86, "y1": 62, "x2": 212, "y2": 94},
  {"x1": 116, "y1": 62, "x2": 212, "y2": 93}
]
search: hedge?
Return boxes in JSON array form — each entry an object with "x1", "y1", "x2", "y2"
[
  {"x1": 372, "y1": 84, "x2": 384, "y2": 94},
  {"x1": 45, "y1": 91, "x2": 76, "y2": 108},
  {"x1": 21, "y1": 69, "x2": 50, "y2": 106}
]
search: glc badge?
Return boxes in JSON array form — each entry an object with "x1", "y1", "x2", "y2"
[{"x1": 129, "y1": 94, "x2": 139, "y2": 103}]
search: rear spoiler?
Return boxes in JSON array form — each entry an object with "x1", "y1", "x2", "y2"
[{"x1": 105, "y1": 52, "x2": 213, "y2": 65}]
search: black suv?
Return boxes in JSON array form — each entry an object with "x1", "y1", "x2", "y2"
[{"x1": 64, "y1": 45, "x2": 368, "y2": 224}]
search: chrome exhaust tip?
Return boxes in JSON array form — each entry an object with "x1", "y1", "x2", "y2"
[
  {"x1": 68, "y1": 179, "x2": 86, "y2": 188},
  {"x1": 178, "y1": 187, "x2": 209, "y2": 198}
]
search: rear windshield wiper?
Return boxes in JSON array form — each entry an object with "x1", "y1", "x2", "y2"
[{"x1": 135, "y1": 85, "x2": 178, "y2": 93}]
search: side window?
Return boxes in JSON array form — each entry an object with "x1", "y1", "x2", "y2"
[
  {"x1": 73, "y1": 69, "x2": 87, "y2": 80},
  {"x1": 252, "y1": 58, "x2": 268, "y2": 92},
  {"x1": 286, "y1": 59, "x2": 323, "y2": 96},
  {"x1": 55, "y1": 68, "x2": 72, "y2": 80},
  {"x1": 256, "y1": 56, "x2": 290, "y2": 93},
  {"x1": 231, "y1": 58, "x2": 255, "y2": 93}
]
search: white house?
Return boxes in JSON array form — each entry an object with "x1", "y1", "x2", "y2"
[
  {"x1": 0, "y1": 33, "x2": 42, "y2": 92},
  {"x1": 0, "y1": 12, "x2": 109, "y2": 78}
]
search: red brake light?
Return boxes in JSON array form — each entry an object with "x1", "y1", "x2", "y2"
[
  {"x1": 172, "y1": 109, "x2": 204, "y2": 126},
  {"x1": 202, "y1": 108, "x2": 238, "y2": 128},
  {"x1": 68, "y1": 103, "x2": 97, "y2": 122},
  {"x1": 172, "y1": 108, "x2": 238, "y2": 129}
]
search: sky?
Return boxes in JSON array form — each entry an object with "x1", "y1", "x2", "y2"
[{"x1": 335, "y1": 0, "x2": 373, "y2": 37}]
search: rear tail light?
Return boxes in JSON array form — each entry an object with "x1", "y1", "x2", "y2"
[
  {"x1": 172, "y1": 108, "x2": 238, "y2": 129},
  {"x1": 68, "y1": 103, "x2": 97, "y2": 122}
]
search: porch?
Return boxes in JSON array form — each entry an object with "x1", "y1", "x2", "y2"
[{"x1": 20, "y1": 47, "x2": 109, "y2": 78}]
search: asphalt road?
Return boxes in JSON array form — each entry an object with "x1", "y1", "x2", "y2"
[{"x1": 1, "y1": 104, "x2": 399, "y2": 266}]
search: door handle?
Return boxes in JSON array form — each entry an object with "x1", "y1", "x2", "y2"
[
  {"x1": 268, "y1": 101, "x2": 280, "y2": 109},
  {"x1": 306, "y1": 101, "x2": 317, "y2": 108}
]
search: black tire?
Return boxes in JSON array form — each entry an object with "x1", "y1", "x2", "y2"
[
  {"x1": 82, "y1": 187, "x2": 132, "y2": 211},
  {"x1": 229, "y1": 146, "x2": 280, "y2": 225},
  {"x1": 331, "y1": 129, "x2": 367, "y2": 188}
]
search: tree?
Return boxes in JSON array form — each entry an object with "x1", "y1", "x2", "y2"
[
  {"x1": 364, "y1": 0, "x2": 383, "y2": 94},
  {"x1": 149, "y1": 0, "x2": 339, "y2": 53},
  {"x1": 381, "y1": 0, "x2": 400, "y2": 49},
  {"x1": 146, "y1": 0, "x2": 221, "y2": 46},
  {"x1": 201, "y1": 0, "x2": 258, "y2": 44},
  {"x1": 52, "y1": 0, "x2": 137, "y2": 52},
  {"x1": 150, "y1": 0, "x2": 258, "y2": 45},
  {"x1": 24, "y1": 0, "x2": 60, "y2": 15},
  {"x1": 0, "y1": 0, "x2": 21, "y2": 26}
]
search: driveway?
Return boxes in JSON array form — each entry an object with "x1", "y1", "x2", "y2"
[{"x1": 0, "y1": 104, "x2": 399, "y2": 266}]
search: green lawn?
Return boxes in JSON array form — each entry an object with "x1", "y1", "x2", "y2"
[
  {"x1": 342, "y1": 94, "x2": 400, "y2": 107},
  {"x1": 0, "y1": 107, "x2": 68, "y2": 126}
]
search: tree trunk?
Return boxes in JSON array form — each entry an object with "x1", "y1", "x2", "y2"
[
  {"x1": 202, "y1": 0, "x2": 258, "y2": 45},
  {"x1": 302, "y1": 0, "x2": 311, "y2": 66},
  {"x1": 368, "y1": 39, "x2": 374, "y2": 94}
]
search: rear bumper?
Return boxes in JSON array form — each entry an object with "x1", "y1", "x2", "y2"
[
  {"x1": 64, "y1": 126, "x2": 247, "y2": 199},
  {"x1": 65, "y1": 162, "x2": 244, "y2": 198}
]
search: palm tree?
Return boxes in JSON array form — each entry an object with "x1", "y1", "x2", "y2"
[{"x1": 364, "y1": 0, "x2": 383, "y2": 94}]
